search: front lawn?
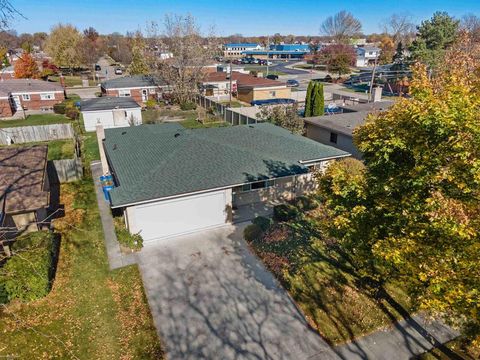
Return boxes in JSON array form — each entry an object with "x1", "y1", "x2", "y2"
[
  {"x1": 245, "y1": 203, "x2": 415, "y2": 345},
  {"x1": 49, "y1": 75, "x2": 96, "y2": 87},
  {"x1": 0, "y1": 131, "x2": 163, "y2": 358},
  {"x1": 0, "y1": 113, "x2": 72, "y2": 128}
]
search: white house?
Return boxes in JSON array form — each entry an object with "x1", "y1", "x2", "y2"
[
  {"x1": 356, "y1": 46, "x2": 381, "y2": 67},
  {"x1": 223, "y1": 43, "x2": 263, "y2": 58},
  {"x1": 81, "y1": 97, "x2": 141, "y2": 132},
  {"x1": 100, "y1": 123, "x2": 349, "y2": 244}
]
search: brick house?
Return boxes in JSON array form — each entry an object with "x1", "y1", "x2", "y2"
[
  {"x1": 100, "y1": 75, "x2": 168, "y2": 106},
  {"x1": 201, "y1": 71, "x2": 291, "y2": 104},
  {"x1": 0, "y1": 89, "x2": 13, "y2": 118},
  {"x1": 0, "y1": 79, "x2": 65, "y2": 118}
]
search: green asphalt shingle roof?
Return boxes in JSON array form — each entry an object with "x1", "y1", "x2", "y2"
[{"x1": 104, "y1": 123, "x2": 349, "y2": 207}]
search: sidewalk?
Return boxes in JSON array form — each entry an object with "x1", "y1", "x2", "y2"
[
  {"x1": 91, "y1": 161, "x2": 137, "y2": 270},
  {"x1": 334, "y1": 313, "x2": 460, "y2": 360}
]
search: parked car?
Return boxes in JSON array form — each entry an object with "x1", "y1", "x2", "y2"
[
  {"x1": 95, "y1": 64, "x2": 101, "y2": 71},
  {"x1": 286, "y1": 79, "x2": 300, "y2": 87},
  {"x1": 114, "y1": 68, "x2": 123, "y2": 75},
  {"x1": 265, "y1": 74, "x2": 279, "y2": 80}
]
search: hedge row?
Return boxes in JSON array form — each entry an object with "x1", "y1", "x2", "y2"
[{"x1": 0, "y1": 231, "x2": 58, "y2": 303}]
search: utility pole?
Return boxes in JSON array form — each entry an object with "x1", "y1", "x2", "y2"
[
  {"x1": 368, "y1": 57, "x2": 378, "y2": 103},
  {"x1": 266, "y1": 35, "x2": 270, "y2": 77},
  {"x1": 229, "y1": 61, "x2": 233, "y2": 108}
]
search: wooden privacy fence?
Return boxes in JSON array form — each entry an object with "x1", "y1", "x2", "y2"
[
  {"x1": 51, "y1": 158, "x2": 83, "y2": 183},
  {"x1": 195, "y1": 95, "x2": 260, "y2": 126},
  {"x1": 0, "y1": 123, "x2": 74, "y2": 145}
]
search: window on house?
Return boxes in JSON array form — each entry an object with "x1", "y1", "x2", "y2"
[
  {"x1": 40, "y1": 93, "x2": 55, "y2": 100},
  {"x1": 22, "y1": 94, "x2": 30, "y2": 101},
  {"x1": 119, "y1": 90, "x2": 131, "y2": 97},
  {"x1": 330, "y1": 132, "x2": 338, "y2": 144}
]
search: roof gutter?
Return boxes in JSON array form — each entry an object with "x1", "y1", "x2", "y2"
[{"x1": 299, "y1": 153, "x2": 351, "y2": 165}]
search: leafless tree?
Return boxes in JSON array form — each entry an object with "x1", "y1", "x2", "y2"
[
  {"x1": 461, "y1": 13, "x2": 480, "y2": 40},
  {"x1": 0, "y1": 0, "x2": 23, "y2": 31},
  {"x1": 381, "y1": 13, "x2": 416, "y2": 44},
  {"x1": 149, "y1": 14, "x2": 217, "y2": 105},
  {"x1": 320, "y1": 11, "x2": 362, "y2": 44}
]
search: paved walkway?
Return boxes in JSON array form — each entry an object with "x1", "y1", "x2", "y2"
[
  {"x1": 91, "y1": 161, "x2": 136, "y2": 270},
  {"x1": 334, "y1": 314, "x2": 460, "y2": 359},
  {"x1": 137, "y1": 225, "x2": 340, "y2": 360}
]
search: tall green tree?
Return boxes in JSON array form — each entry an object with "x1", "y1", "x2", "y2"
[
  {"x1": 313, "y1": 83, "x2": 324, "y2": 116},
  {"x1": 409, "y1": 12, "x2": 459, "y2": 68},
  {"x1": 304, "y1": 82, "x2": 324, "y2": 117},
  {"x1": 128, "y1": 39, "x2": 149, "y2": 75},
  {"x1": 44, "y1": 24, "x2": 82, "y2": 70},
  {"x1": 318, "y1": 33, "x2": 480, "y2": 348},
  {"x1": 304, "y1": 81, "x2": 314, "y2": 117}
]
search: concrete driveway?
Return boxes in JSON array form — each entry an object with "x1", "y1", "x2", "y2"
[{"x1": 137, "y1": 225, "x2": 339, "y2": 360}]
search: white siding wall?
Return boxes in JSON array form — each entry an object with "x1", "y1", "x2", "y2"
[{"x1": 82, "y1": 108, "x2": 141, "y2": 132}]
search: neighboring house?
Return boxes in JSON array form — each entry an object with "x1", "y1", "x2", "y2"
[
  {"x1": 223, "y1": 43, "x2": 263, "y2": 58},
  {"x1": 101, "y1": 122, "x2": 349, "y2": 244},
  {"x1": 0, "y1": 65, "x2": 15, "y2": 80},
  {"x1": 304, "y1": 101, "x2": 394, "y2": 159},
  {"x1": 201, "y1": 71, "x2": 291, "y2": 103},
  {"x1": 201, "y1": 72, "x2": 238, "y2": 96},
  {"x1": 0, "y1": 88, "x2": 13, "y2": 118},
  {"x1": 356, "y1": 46, "x2": 381, "y2": 67},
  {"x1": 244, "y1": 44, "x2": 311, "y2": 59},
  {"x1": 100, "y1": 75, "x2": 167, "y2": 106},
  {"x1": 0, "y1": 79, "x2": 65, "y2": 118},
  {"x1": 80, "y1": 97, "x2": 142, "y2": 132},
  {"x1": 0, "y1": 145, "x2": 50, "y2": 236}
]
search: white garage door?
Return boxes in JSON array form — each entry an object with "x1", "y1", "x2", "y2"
[{"x1": 131, "y1": 190, "x2": 228, "y2": 243}]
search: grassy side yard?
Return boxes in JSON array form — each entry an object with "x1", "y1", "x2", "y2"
[
  {"x1": 219, "y1": 100, "x2": 249, "y2": 108},
  {"x1": 142, "y1": 108, "x2": 198, "y2": 124},
  {"x1": 180, "y1": 118, "x2": 230, "y2": 129},
  {"x1": 0, "y1": 114, "x2": 72, "y2": 128},
  {"x1": 0, "y1": 132, "x2": 163, "y2": 359},
  {"x1": 245, "y1": 204, "x2": 415, "y2": 345}
]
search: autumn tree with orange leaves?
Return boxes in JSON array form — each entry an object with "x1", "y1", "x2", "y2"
[{"x1": 13, "y1": 52, "x2": 40, "y2": 79}]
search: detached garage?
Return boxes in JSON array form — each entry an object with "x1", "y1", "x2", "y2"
[
  {"x1": 101, "y1": 123, "x2": 349, "y2": 244},
  {"x1": 81, "y1": 97, "x2": 141, "y2": 132}
]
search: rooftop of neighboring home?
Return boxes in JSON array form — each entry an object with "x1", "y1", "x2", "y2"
[
  {"x1": 224, "y1": 43, "x2": 260, "y2": 48},
  {"x1": 357, "y1": 46, "x2": 381, "y2": 53},
  {"x1": 80, "y1": 96, "x2": 141, "y2": 112},
  {"x1": 304, "y1": 101, "x2": 394, "y2": 136},
  {"x1": 101, "y1": 75, "x2": 167, "y2": 90},
  {"x1": 103, "y1": 122, "x2": 349, "y2": 207},
  {"x1": 0, "y1": 145, "x2": 49, "y2": 214},
  {"x1": 0, "y1": 79, "x2": 64, "y2": 94},
  {"x1": 204, "y1": 71, "x2": 285, "y2": 89}
]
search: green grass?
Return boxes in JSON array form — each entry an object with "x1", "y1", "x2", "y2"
[
  {"x1": 180, "y1": 118, "x2": 230, "y2": 129},
  {"x1": 0, "y1": 139, "x2": 75, "y2": 160},
  {"x1": 0, "y1": 129, "x2": 163, "y2": 358},
  {"x1": 246, "y1": 209, "x2": 414, "y2": 345},
  {"x1": 417, "y1": 339, "x2": 478, "y2": 359},
  {"x1": 219, "y1": 100, "x2": 246, "y2": 108},
  {"x1": 243, "y1": 65, "x2": 287, "y2": 76},
  {"x1": 142, "y1": 108, "x2": 198, "y2": 124},
  {"x1": 0, "y1": 113, "x2": 72, "y2": 128},
  {"x1": 49, "y1": 76, "x2": 96, "y2": 87}
]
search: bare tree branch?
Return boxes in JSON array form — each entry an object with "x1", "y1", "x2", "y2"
[
  {"x1": 381, "y1": 13, "x2": 416, "y2": 44},
  {"x1": 320, "y1": 11, "x2": 362, "y2": 44},
  {"x1": 0, "y1": 0, "x2": 24, "y2": 31}
]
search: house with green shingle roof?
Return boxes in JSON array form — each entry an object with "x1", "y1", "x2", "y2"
[{"x1": 102, "y1": 122, "x2": 349, "y2": 244}]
